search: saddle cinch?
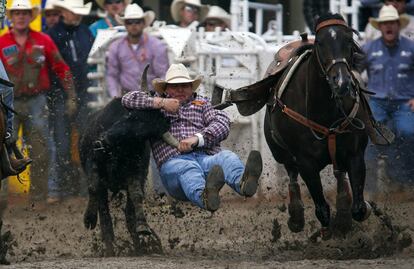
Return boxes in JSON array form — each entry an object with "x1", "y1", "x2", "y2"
[{"x1": 215, "y1": 33, "x2": 394, "y2": 145}]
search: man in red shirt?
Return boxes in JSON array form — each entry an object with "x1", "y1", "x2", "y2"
[{"x1": 0, "y1": 0, "x2": 77, "y2": 202}]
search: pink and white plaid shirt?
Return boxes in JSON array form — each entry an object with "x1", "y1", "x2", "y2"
[{"x1": 122, "y1": 91, "x2": 230, "y2": 167}]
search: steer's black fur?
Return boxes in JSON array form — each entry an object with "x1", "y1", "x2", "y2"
[{"x1": 79, "y1": 98, "x2": 169, "y2": 256}]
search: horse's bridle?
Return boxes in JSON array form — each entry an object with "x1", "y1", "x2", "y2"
[{"x1": 314, "y1": 19, "x2": 353, "y2": 84}]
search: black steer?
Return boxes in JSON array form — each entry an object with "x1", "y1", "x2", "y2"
[{"x1": 79, "y1": 97, "x2": 171, "y2": 256}]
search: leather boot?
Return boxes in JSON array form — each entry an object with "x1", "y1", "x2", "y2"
[
  {"x1": 239, "y1": 150, "x2": 263, "y2": 197},
  {"x1": 9, "y1": 156, "x2": 32, "y2": 173},
  {"x1": 202, "y1": 165, "x2": 225, "y2": 212}
]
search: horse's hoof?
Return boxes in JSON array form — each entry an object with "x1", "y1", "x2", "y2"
[
  {"x1": 352, "y1": 201, "x2": 372, "y2": 222},
  {"x1": 288, "y1": 218, "x2": 304, "y2": 233},
  {"x1": 362, "y1": 201, "x2": 372, "y2": 221},
  {"x1": 134, "y1": 229, "x2": 163, "y2": 255},
  {"x1": 320, "y1": 227, "x2": 332, "y2": 240},
  {"x1": 288, "y1": 202, "x2": 305, "y2": 233}
]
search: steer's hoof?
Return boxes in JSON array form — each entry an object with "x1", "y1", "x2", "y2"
[
  {"x1": 134, "y1": 229, "x2": 163, "y2": 255},
  {"x1": 84, "y1": 208, "x2": 98, "y2": 229}
]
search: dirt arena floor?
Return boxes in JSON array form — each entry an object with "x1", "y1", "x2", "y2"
[{"x1": 0, "y1": 179, "x2": 413, "y2": 268}]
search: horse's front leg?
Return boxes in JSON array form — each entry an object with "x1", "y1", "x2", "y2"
[
  {"x1": 299, "y1": 161, "x2": 331, "y2": 232},
  {"x1": 348, "y1": 152, "x2": 372, "y2": 222},
  {"x1": 332, "y1": 170, "x2": 353, "y2": 235}
]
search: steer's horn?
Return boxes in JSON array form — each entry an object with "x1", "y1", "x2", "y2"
[
  {"x1": 140, "y1": 64, "x2": 150, "y2": 94},
  {"x1": 162, "y1": 132, "x2": 179, "y2": 148}
]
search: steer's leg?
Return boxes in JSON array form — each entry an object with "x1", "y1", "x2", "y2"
[
  {"x1": 84, "y1": 160, "x2": 99, "y2": 230},
  {"x1": 126, "y1": 176, "x2": 162, "y2": 254},
  {"x1": 348, "y1": 151, "x2": 371, "y2": 222},
  {"x1": 97, "y1": 189, "x2": 115, "y2": 256},
  {"x1": 286, "y1": 163, "x2": 305, "y2": 233}
]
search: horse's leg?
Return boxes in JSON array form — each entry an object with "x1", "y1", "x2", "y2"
[
  {"x1": 97, "y1": 189, "x2": 115, "y2": 256},
  {"x1": 332, "y1": 170, "x2": 353, "y2": 235},
  {"x1": 286, "y1": 163, "x2": 305, "y2": 233},
  {"x1": 299, "y1": 162, "x2": 331, "y2": 232},
  {"x1": 348, "y1": 152, "x2": 372, "y2": 222},
  {"x1": 264, "y1": 113, "x2": 305, "y2": 232}
]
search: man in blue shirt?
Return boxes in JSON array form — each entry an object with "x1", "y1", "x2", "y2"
[{"x1": 363, "y1": 5, "x2": 414, "y2": 185}]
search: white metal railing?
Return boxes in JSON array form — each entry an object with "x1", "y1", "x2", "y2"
[
  {"x1": 230, "y1": 0, "x2": 283, "y2": 36},
  {"x1": 330, "y1": 0, "x2": 361, "y2": 30}
]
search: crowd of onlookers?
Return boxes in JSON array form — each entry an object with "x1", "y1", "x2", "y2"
[{"x1": 0, "y1": 0, "x2": 412, "y2": 205}]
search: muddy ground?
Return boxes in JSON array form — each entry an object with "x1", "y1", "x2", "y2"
[{"x1": 0, "y1": 181, "x2": 413, "y2": 268}]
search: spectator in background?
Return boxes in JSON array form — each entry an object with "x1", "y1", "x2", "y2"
[
  {"x1": 203, "y1": 5, "x2": 231, "y2": 32},
  {"x1": 47, "y1": 0, "x2": 95, "y2": 202},
  {"x1": 303, "y1": 0, "x2": 330, "y2": 33},
  {"x1": 106, "y1": 3, "x2": 168, "y2": 96},
  {"x1": 363, "y1": 5, "x2": 414, "y2": 186},
  {"x1": 43, "y1": 0, "x2": 61, "y2": 31},
  {"x1": 170, "y1": 0, "x2": 209, "y2": 28},
  {"x1": 89, "y1": 0, "x2": 130, "y2": 37},
  {"x1": 0, "y1": 0, "x2": 76, "y2": 203},
  {"x1": 105, "y1": 3, "x2": 169, "y2": 196},
  {"x1": 364, "y1": 0, "x2": 414, "y2": 43}
]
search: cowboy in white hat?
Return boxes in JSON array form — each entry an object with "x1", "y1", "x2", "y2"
[
  {"x1": 119, "y1": 63, "x2": 263, "y2": 212},
  {"x1": 89, "y1": 0, "x2": 130, "y2": 37},
  {"x1": 42, "y1": 0, "x2": 61, "y2": 30},
  {"x1": 364, "y1": 0, "x2": 414, "y2": 43},
  {"x1": 0, "y1": 0, "x2": 77, "y2": 188},
  {"x1": 203, "y1": 5, "x2": 231, "y2": 32},
  {"x1": 170, "y1": 0, "x2": 209, "y2": 28},
  {"x1": 6, "y1": 0, "x2": 40, "y2": 23},
  {"x1": 363, "y1": 4, "x2": 414, "y2": 186},
  {"x1": 53, "y1": 0, "x2": 92, "y2": 25}
]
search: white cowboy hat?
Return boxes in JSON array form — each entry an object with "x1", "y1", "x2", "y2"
[
  {"x1": 170, "y1": 0, "x2": 209, "y2": 23},
  {"x1": 152, "y1": 64, "x2": 203, "y2": 94},
  {"x1": 95, "y1": 0, "x2": 131, "y2": 10},
  {"x1": 6, "y1": 0, "x2": 40, "y2": 21},
  {"x1": 204, "y1": 5, "x2": 231, "y2": 29},
  {"x1": 53, "y1": 0, "x2": 92, "y2": 16},
  {"x1": 119, "y1": 4, "x2": 155, "y2": 27},
  {"x1": 44, "y1": 0, "x2": 58, "y2": 11},
  {"x1": 369, "y1": 4, "x2": 409, "y2": 30}
]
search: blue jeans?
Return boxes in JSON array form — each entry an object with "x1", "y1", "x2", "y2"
[
  {"x1": 159, "y1": 150, "x2": 245, "y2": 209},
  {"x1": 14, "y1": 94, "x2": 55, "y2": 200},
  {"x1": 366, "y1": 98, "x2": 414, "y2": 184}
]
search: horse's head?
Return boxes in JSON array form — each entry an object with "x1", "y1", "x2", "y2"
[{"x1": 314, "y1": 14, "x2": 357, "y2": 100}]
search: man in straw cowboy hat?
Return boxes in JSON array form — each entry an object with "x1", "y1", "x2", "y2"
[
  {"x1": 171, "y1": 0, "x2": 209, "y2": 28},
  {"x1": 363, "y1": 4, "x2": 414, "y2": 186},
  {"x1": 120, "y1": 63, "x2": 263, "y2": 212},
  {"x1": 46, "y1": 0, "x2": 94, "y2": 202},
  {"x1": 89, "y1": 0, "x2": 130, "y2": 37},
  {"x1": 364, "y1": 0, "x2": 414, "y2": 43},
  {"x1": 0, "y1": 0, "x2": 76, "y2": 201},
  {"x1": 203, "y1": 5, "x2": 231, "y2": 32},
  {"x1": 106, "y1": 3, "x2": 168, "y2": 96},
  {"x1": 42, "y1": 0, "x2": 61, "y2": 31}
]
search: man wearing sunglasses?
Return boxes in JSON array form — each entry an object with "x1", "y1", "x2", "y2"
[
  {"x1": 203, "y1": 5, "x2": 231, "y2": 32},
  {"x1": 89, "y1": 0, "x2": 130, "y2": 37},
  {"x1": 171, "y1": 0, "x2": 209, "y2": 28},
  {"x1": 364, "y1": 0, "x2": 414, "y2": 43}
]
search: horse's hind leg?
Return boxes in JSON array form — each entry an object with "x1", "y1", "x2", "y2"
[
  {"x1": 348, "y1": 153, "x2": 371, "y2": 222},
  {"x1": 285, "y1": 163, "x2": 305, "y2": 233},
  {"x1": 332, "y1": 170, "x2": 353, "y2": 235}
]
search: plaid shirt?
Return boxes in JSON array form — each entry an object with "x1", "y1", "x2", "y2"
[{"x1": 122, "y1": 91, "x2": 230, "y2": 167}]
